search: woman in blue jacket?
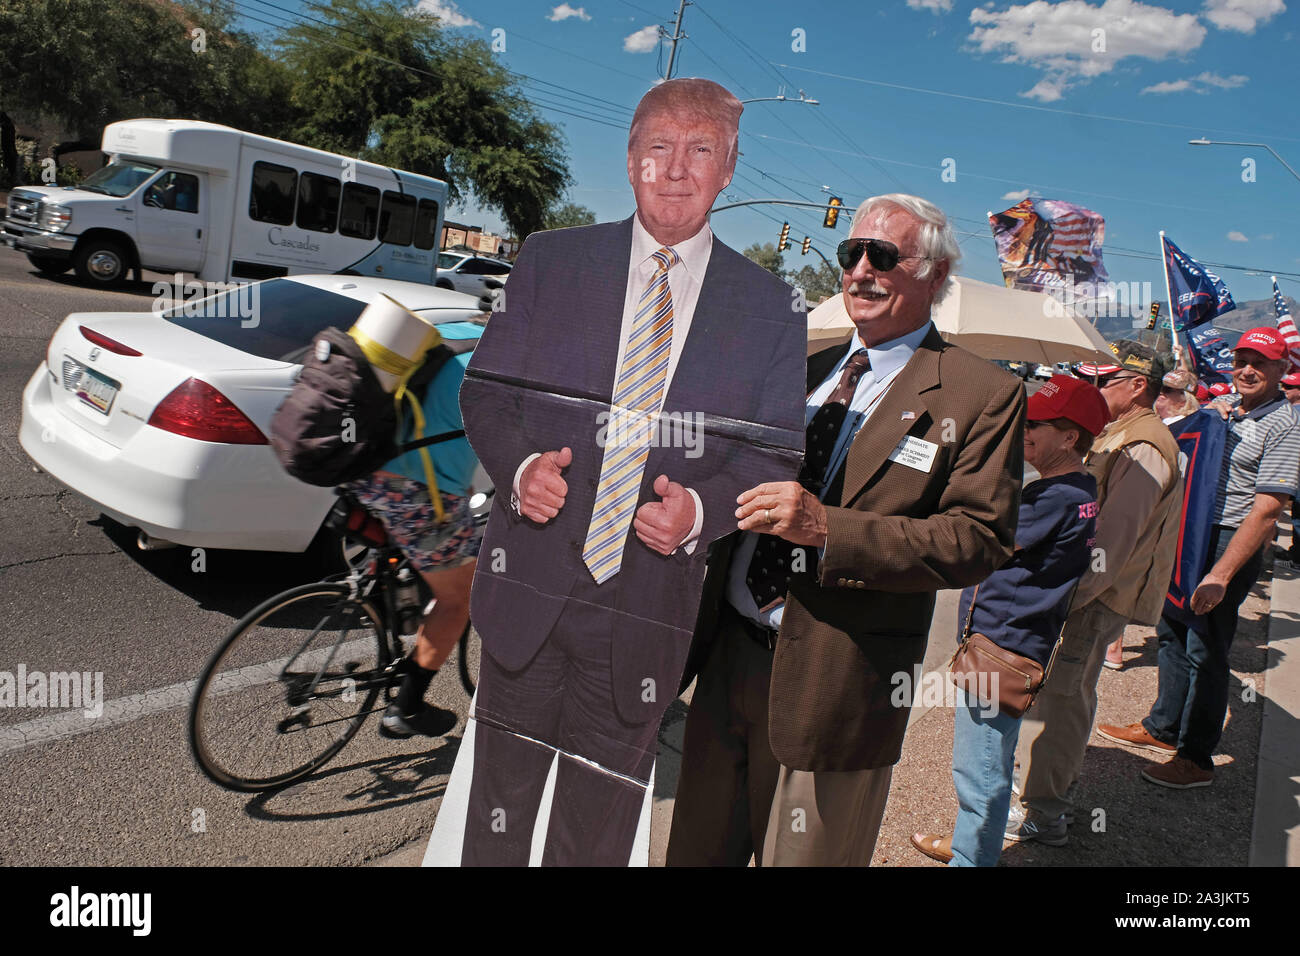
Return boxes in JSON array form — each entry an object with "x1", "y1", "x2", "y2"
[{"x1": 912, "y1": 375, "x2": 1109, "y2": 867}]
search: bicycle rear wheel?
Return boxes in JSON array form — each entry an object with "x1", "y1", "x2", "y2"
[{"x1": 189, "y1": 582, "x2": 391, "y2": 791}]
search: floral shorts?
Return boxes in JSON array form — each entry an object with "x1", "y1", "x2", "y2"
[{"x1": 344, "y1": 472, "x2": 483, "y2": 573}]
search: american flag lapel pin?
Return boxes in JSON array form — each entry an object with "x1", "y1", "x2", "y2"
[{"x1": 901, "y1": 411, "x2": 915, "y2": 420}]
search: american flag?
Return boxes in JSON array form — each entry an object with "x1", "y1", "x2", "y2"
[{"x1": 1273, "y1": 277, "x2": 1300, "y2": 372}]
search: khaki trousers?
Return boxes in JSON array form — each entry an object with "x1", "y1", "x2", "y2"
[
  {"x1": 1016, "y1": 600, "x2": 1129, "y2": 819},
  {"x1": 761, "y1": 763, "x2": 894, "y2": 866}
]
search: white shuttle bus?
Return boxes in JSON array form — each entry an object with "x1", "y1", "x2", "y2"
[{"x1": 2, "y1": 119, "x2": 449, "y2": 287}]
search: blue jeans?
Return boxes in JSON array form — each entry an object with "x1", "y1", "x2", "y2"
[
  {"x1": 949, "y1": 688, "x2": 1022, "y2": 867},
  {"x1": 1143, "y1": 527, "x2": 1264, "y2": 771}
]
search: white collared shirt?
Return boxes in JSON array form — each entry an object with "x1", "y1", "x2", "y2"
[
  {"x1": 725, "y1": 321, "x2": 935, "y2": 629},
  {"x1": 617, "y1": 215, "x2": 714, "y2": 392}
]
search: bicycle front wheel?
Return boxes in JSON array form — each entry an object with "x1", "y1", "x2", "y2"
[{"x1": 189, "y1": 582, "x2": 391, "y2": 791}]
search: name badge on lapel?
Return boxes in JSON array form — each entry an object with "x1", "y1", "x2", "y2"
[{"x1": 888, "y1": 435, "x2": 938, "y2": 473}]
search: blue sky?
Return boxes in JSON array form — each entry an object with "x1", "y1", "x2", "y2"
[{"x1": 240, "y1": 0, "x2": 1299, "y2": 306}]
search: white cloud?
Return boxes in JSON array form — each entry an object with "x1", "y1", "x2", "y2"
[
  {"x1": 412, "y1": 0, "x2": 480, "y2": 28},
  {"x1": 967, "y1": 0, "x2": 1207, "y2": 101},
  {"x1": 549, "y1": 4, "x2": 591, "y2": 21},
  {"x1": 623, "y1": 25, "x2": 660, "y2": 53},
  {"x1": 1194, "y1": 71, "x2": 1249, "y2": 89},
  {"x1": 1227, "y1": 230, "x2": 1249, "y2": 242},
  {"x1": 1202, "y1": 0, "x2": 1286, "y2": 34},
  {"x1": 907, "y1": 0, "x2": 954, "y2": 12},
  {"x1": 1141, "y1": 79, "x2": 1194, "y2": 94},
  {"x1": 1141, "y1": 71, "x2": 1248, "y2": 93},
  {"x1": 1002, "y1": 189, "x2": 1032, "y2": 200}
]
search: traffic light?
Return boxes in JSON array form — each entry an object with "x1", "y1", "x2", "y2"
[
  {"x1": 778, "y1": 221, "x2": 790, "y2": 251},
  {"x1": 823, "y1": 196, "x2": 843, "y2": 229},
  {"x1": 801, "y1": 235, "x2": 811, "y2": 255},
  {"x1": 1146, "y1": 301, "x2": 1162, "y2": 330}
]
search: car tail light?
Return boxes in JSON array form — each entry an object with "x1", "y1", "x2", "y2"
[
  {"x1": 79, "y1": 326, "x2": 142, "y2": 356},
  {"x1": 148, "y1": 378, "x2": 268, "y2": 444}
]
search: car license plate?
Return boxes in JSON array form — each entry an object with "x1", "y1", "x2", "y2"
[{"x1": 64, "y1": 359, "x2": 119, "y2": 415}]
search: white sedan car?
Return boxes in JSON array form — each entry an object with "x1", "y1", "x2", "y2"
[
  {"x1": 20, "y1": 275, "x2": 488, "y2": 554},
  {"x1": 434, "y1": 251, "x2": 511, "y2": 301}
]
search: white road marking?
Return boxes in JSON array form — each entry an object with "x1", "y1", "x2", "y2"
[{"x1": 0, "y1": 637, "x2": 380, "y2": 756}]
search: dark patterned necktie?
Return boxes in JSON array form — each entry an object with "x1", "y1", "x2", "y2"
[{"x1": 745, "y1": 349, "x2": 871, "y2": 611}]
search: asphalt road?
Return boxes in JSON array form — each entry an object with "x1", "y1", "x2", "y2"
[
  {"x1": 0, "y1": 248, "x2": 484, "y2": 865},
  {"x1": 0, "y1": 245, "x2": 962, "y2": 866}
]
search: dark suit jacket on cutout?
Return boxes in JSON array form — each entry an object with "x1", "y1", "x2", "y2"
[{"x1": 459, "y1": 217, "x2": 806, "y2": 728}]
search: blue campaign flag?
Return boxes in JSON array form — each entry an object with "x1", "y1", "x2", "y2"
[
  {"x1": 1164, "y1": 408, "x2": 1229, "y2": 627},
  {"x1": 1186, "y1": 326, "x2": 1235, "y2": 386},
  {"x1": 1162, "y1": 235, "x2": 1235, "y2": 331}
]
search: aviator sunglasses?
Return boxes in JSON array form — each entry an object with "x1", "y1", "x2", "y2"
[{"x1": 836, "y1": 237, "x2": 935, "y2": 272}]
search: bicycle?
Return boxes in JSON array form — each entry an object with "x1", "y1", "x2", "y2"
[{"x1": 188, "y1": 492, "x2": 483, "y2": 793}]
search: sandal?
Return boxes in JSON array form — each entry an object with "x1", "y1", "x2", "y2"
[{"x1": 911, "y1": 831, "x2": 953, "y2": 864}]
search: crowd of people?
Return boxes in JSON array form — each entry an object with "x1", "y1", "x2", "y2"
[{"x1": 334, "y1": 77, "x2": 1298, "y2": 867}]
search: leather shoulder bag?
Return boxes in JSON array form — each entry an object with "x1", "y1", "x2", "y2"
[{"x1": 947, "y1": 584, "x2": 1069, "y2": 719}]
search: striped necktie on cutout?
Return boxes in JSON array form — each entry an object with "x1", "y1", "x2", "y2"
[{"x1": 582, "y1": 246, "x2": 679, "y2": 584}]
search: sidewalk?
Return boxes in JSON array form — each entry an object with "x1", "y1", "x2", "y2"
[{"x1": 374, "y1": 546, "x2": 1299, "y2": 867}]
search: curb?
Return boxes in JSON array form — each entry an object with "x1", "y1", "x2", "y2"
[{"x1": 1250, "y1": 549, "x2": 1300, "y2": 866}]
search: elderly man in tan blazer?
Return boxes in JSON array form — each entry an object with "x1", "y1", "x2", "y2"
[{"x1": 667, "y1": 193, "x2": 1025, "y2": 866}]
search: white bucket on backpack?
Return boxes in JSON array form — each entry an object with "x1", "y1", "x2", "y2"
[{"x1": 347, "y1": 293, "x2": 443, "y2": 392}]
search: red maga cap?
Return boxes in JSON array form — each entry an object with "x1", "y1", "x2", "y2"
[
  {"x1": 1282, "y1": 372, "x2": 1300, "y2": 388},
  {"x1": 1234, "y1": 327, "x2": 1288, "y2": 361},
  {"x1": 1027, "y1": 375, "x2": 1111, "y2": 436}
]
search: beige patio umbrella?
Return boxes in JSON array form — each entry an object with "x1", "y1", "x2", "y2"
[{"x1": 806, "y1": 275, "x2": 1115, "y2": 364}]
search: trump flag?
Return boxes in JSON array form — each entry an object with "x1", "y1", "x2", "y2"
[
  {"x1": 990, "y1": 198, "x2": 1109, "y2": 299},
  {"x1": 1186, "y1": 326, "x2": 1235, "y2": 387},
  {"x1": 1164, "y1": 408, "x2": 1229, "y2": 627},
  {"x1": 1161, "y1": 234, "x2": 1234, "y2": 331}
]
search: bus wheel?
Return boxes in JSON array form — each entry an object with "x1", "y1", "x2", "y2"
[{"x1": 73, "y1": 238, "x2": 129, "y2": 286}]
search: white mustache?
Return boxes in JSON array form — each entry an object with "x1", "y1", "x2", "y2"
[{"x1": 848, "y1": 282, "x2": 888, "y2": 297}]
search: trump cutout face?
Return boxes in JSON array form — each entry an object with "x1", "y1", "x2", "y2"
[{"x1": 627, "y1": 110, "x2": 735, "y2": 248}]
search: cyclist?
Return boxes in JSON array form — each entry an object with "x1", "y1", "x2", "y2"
[{"x1": 343, "y1": 328, "x2": 484, "y2": 738}]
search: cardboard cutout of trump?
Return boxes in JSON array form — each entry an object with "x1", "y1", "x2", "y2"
[{"x1": 426, "y1": 78, "x2": 806, "y2": 866}]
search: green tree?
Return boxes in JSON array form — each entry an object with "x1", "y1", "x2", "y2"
[
  {"x1": 783, "y1": 263, "x2": 840, "y2": 304},
  {"x1": 276, "y1": 0, "x2": 571, "y2": 240},
  {"x1": 0, "y1": 0, "x2": 291, "y2": 186},
  {"x1": 543, "y1": 201, "x2": 596, "y2": 230},
  {"x1": 743, "y1": 241, "x2": 784, "y2": 275}
]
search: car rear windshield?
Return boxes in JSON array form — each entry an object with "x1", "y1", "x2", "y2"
[{"x1": 161, "y1": 279, "x2": 369, "y2": 362}]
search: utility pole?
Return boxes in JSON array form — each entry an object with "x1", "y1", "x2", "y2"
[{"x1": 663, "y1": 0, "x2": 690, "y2": 80}]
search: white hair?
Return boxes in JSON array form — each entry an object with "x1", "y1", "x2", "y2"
[{"x1": 849, "y1": 193, "x2": 961, "y2": 304}]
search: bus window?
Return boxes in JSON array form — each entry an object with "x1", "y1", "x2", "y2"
[
  {"x1": 250, "y1": 162, "x2": 297, "y2": 225},
  {"x1": 413, "y1": 199, "x2": 440, "y2": 250},
  {"x1": 296, "y1": 172, "x2": 341, "y2": 233},
  {"x1": 378, "y1": 191, "x2": 415, "y2": 246},
  {"x1": 143, "y1": 172, "x2": 200, "y2": 213},
  {"x1": 339, "y1": 182, "x2": 379, "y2": 240}
]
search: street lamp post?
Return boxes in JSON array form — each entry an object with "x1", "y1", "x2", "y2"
[
  {"x1": 1188, "y1": 138, "x2": 1300, "y2": 184},
  {"x1": 739, "y1": 90, "x2": 819, "y2": 107}
]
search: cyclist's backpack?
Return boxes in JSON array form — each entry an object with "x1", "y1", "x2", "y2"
[{"x1": 269, "y1": 326, "x2": 471, "y2": 514}]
